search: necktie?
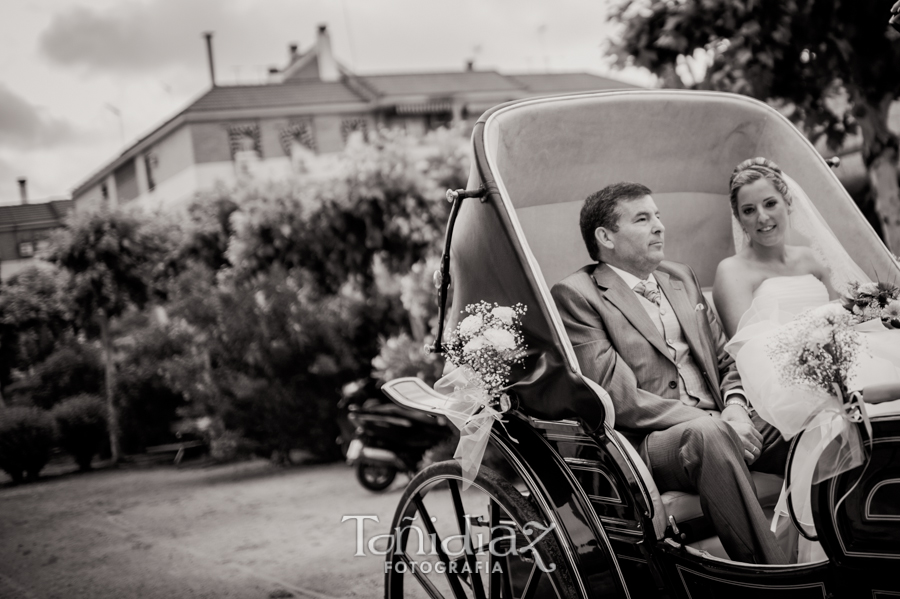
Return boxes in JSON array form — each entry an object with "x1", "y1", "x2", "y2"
[{"x1": 633, "y1": 279, "x2": 661, "y2": 305}]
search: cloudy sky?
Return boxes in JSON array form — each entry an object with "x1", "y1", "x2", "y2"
[{"x1": 0, "y1": 0, "x2": 651, "y2": 205}]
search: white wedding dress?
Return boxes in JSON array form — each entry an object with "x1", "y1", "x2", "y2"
[{"x1": 724, "y1": 273, "x2": 900, "y2": 562}]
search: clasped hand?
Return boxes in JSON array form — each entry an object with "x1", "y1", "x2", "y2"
[{"x1": 720, "y1": 405, "x2": 763, "y2": 464}]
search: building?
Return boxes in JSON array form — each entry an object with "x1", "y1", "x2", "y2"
[
  {"x1": 72, "y1": 25, "x2": 640, "y2": 212},
  {"x1": 0, "y1": 179, "x2": 72, "y2": 281}
]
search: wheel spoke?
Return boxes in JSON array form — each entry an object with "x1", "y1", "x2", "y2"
[
  {"x1": 387, "y1": 463, "x2": 569, "y2": 599},
  {"x1": 519, "y1": 561, "x2": 541, "y2": 599},
  {"x1": 501, "y1": 556, "x2": 514, "y2": 599},
  {"x1": 398, "y1": 554, "x2": 446, "y2": 599},
  {"x1": 414, "y1": 494, "x2": 469, "y2": 599},
  {"x1": 448, "y1": 479, "x2": 487, "y2": 599},
  {"x1": 489, "y1": 499, "x2": 502, "y2": 599}
]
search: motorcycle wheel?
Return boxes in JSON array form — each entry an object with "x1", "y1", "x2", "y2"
[
  {"x1": 385, "y1": 460, "x2": 578, "y2": 599},
  {"x1": 356, "y1": 461, "x2": 398, "y2": 492}
]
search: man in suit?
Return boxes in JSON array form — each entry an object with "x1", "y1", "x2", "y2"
[{"x1": 550, "y1": 182, "x2": 788, "y2": 564}]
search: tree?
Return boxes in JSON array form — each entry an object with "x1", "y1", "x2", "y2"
[
  {"x1": 49, "y1": 209, "x2": 168, "y2": 462},
  {"x1": 145, "y1": 127, "x2": 468, "y2": 463},
  {"x1": 611, "y1": 0, "x2": 900, "y2": 253},
  {"x1": 0, "y1": 264, "x2": 74, "y2": 405},
  {"x1": 226, "y1": 127, "x2": 461, "y2": 292}
]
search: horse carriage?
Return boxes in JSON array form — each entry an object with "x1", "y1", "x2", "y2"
[{"x1": 380, "y1": 90, "x2": 900, "y2": 598}]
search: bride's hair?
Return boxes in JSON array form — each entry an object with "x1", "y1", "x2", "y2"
[{"x1": 729, "y1": 157, "x2": 793, "y2": 218}]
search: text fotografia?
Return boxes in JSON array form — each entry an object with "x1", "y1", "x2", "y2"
[{"x1": 342, "y1": 514, "x2": 557, "y2": 573}]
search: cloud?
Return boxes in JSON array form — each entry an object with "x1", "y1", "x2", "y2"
[
  {"x1": 0, "y1": 84, "x2": 76, "y2": 149},
  {"x1": 39, "y1": 0, "x2": 235, "y2": 74}
]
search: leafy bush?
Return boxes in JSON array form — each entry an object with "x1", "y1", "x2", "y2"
[
  {"x1": 0, "y1": 407, "x2": 57, "y2": 482},
  {"x1": 371, "y1": 333, "x2": 443, "y2": 385},
  {"x1": 9, "y1": 343, "x2": 103, "y2": 409},
  {"x1": 51, "y1": 395, "x2": 107, "y2": 471},
  {"x1": 114, "y1": 318, "x2": 189, "y2": 454}
]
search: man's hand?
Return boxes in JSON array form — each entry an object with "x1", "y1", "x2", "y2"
[{"x1": 721, "y1": 405, "x2": 763, "y2": 464}]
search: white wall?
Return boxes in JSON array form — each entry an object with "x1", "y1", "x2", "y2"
[{"x1": 0, "y1": 258, "x2": 35, "y2": 282}]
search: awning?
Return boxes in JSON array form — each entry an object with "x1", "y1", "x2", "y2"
[{"x1": 394, "y1": 101, "x2": 454, "y2": 115}]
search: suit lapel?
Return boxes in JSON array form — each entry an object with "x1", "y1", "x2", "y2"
[
  {"x1": 655, "y1": 270, "x2": 717, "y2": 390},
  {"x1": 591, "y1": 264, "x2": 673, "y2": 362}
]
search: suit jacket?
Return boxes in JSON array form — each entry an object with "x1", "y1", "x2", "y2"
[{"x1": 550, "y1": 260, "x2": 742, "y2": 446}]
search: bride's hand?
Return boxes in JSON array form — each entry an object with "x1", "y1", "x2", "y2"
[{"x1": 721, "y1": 407, "x2": 763, "y2": 464}]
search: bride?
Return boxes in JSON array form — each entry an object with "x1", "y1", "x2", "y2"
[{"x1": 712, "y1": 157, "x2": 900, "y2": 563}]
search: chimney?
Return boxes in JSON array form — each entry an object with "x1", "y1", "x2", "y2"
[
  {"x1": 267, "y1": 66, "x2": 283, "y2": 84},
  {"x1": 17, "y1": 177, "x2": 27, "y2": 204},
  {"x1": 466, "y1": 60, "x2": 475, "y2": 72},
  {"x1": 289, "y1": 43, "x2": 299, "y2": 63},
  {"x1": 316, "y1": 24, "x2": 340, "y2": 82},
  {"x1": 203, "y1": 32, "x2": 216, "y2": 87}
]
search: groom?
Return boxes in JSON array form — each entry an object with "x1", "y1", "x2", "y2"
[{"x1": 551, "y1": 182, "x2": 788, "y2": 564}]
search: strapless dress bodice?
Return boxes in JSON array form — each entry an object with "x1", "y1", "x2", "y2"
[{"x1": 751, "y1": 274, "x2": 829, "y2": 319}]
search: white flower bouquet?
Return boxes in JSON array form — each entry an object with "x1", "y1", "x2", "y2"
[
  {"x1": 442, "y1": 301, "x2": 528, "y2": 406},
  {"x1": 434, "y1": 301, "x2": 527, "y2": 488},
  {"x1": 768, "y1": 304, "x2": 861, "y2": 397}
]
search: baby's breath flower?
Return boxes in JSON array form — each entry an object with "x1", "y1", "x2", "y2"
[{"x1": 768, "y1": 310, "x2": 859, "y2": 396}]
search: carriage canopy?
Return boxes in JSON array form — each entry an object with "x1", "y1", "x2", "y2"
[{"x1": 447, "y1": 90, "x2": 899, "y2": 430}]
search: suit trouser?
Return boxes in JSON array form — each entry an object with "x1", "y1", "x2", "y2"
[{"x1": 638, "y1": 413, "x2": 789, "y2": 564}]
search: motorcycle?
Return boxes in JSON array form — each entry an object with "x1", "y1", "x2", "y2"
[{"x1": 344, "y1": 398, "x2": 453, "y2": 492}]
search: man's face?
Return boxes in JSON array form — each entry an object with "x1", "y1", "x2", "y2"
[{"x1": 597, "y1": 195, "x2": 665, "y2": 275}]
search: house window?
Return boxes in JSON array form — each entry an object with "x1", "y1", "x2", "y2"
[
  {"x1": 279, "y1": 120, "x2": 316, "y2": 172},
  {"x1": 101, "y1": 182, "x2": 109, "y2": 201},
  {"x1": 279, "y1": 120, "x2": 316, "y2": 155},
  {"x1": 340, "y1": 118, "x2": 369, "y2": 144},
  {"x1": 18, "y1": 241, "x2": 34, "y2": 258},
  {"x1": 227, "y1": 124, "x2": 262, "y2": 179},
  {"x1": 227, "y1": 124, "x2": 262, "y2": 159},
  {"x1": 145, "y1": 153, "x2": 158, "y2": 192}
]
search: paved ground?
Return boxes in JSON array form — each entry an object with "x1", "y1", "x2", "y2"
[{"x1": 0, "y1": 459, "x2": 409, "y2": 599}]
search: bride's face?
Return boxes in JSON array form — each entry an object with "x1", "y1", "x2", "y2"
[{"x1": 736, "y1": 178, "x2": 790, "y2": 248}]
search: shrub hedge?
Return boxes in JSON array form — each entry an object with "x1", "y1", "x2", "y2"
[
  {"x1": 0, "y1": 407, "x2": 57, "y2": 482},
  {"x1": 51, "y1": 395, "x2": 107, "y2": 471}
]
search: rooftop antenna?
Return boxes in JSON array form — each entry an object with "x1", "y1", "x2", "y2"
[
  {"x1": 105, "y1": 103, "x2": 125, "y2": 145},
  {"x1": 203, "y1": 31, "x2": 216, "y2": 87}
]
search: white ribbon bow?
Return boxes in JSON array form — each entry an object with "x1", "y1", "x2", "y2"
[{"x1": 434, "y1": 365, "x2": 516, "y2": 490}]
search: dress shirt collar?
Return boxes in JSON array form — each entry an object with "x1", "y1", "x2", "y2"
[{"x1": 605, "y1": 263, "x2": 657, "y2": 291}]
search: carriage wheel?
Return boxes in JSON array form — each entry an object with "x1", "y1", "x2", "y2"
[{"x1": 385, "y1": 461, "x2": 578, "y2": 599}]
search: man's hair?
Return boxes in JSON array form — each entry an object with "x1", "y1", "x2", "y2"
[{"x1": 580, "y1": 182, "x2": 652, "y2": 261}]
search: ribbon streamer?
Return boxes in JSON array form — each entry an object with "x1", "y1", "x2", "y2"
[
  {"x1": 770, "y1": 391, "x2": 868, "y2": 562},
  {"x1": 434, "y1": 366, "x2": 516, "y2": 490}
]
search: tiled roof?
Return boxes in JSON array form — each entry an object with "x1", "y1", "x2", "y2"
[
  {"x1": 0, "y1": 200, "x2": 72, "y2": 228},
  {"x1": 509, "y1": 73, "x2": 642, "y2": 93},
  {"x1": 188, "y1": 81, "x2": 367, "y2": 112},
  {"x1": 360, "y1": 71, "x2": 525, "y2": 96}
]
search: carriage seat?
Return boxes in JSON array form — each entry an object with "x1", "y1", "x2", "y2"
[
  {"x1": 609, "y1": 427, "x2": 783, "y2": 548},
  {"x1": 661, "y1": 472, "x2": 783, "y2": 542}
]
